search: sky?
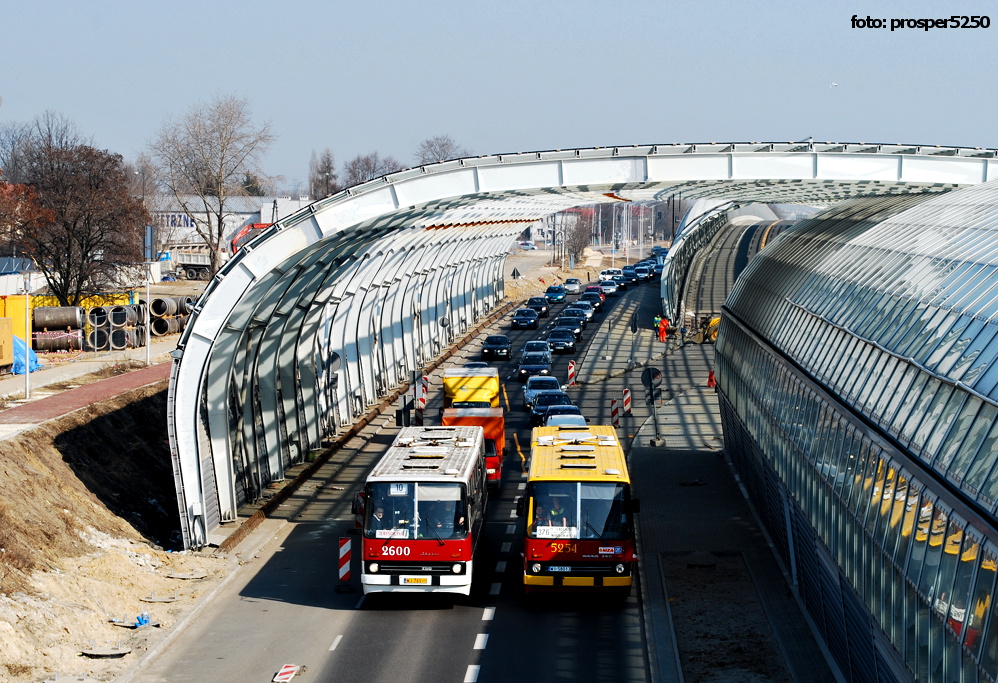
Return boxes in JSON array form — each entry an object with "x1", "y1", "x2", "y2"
[{"x1": 2, "y1": 0, "x2": 996, "y2": 193}]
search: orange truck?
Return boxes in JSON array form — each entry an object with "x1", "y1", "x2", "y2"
[{"x1": 441, "y1": 406, "x2": 505, "y2": 489}]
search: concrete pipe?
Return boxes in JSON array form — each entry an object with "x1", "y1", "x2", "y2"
[
  {"x1": 34, "y1": 330, "x2": 83, "y2": 352},
  {"x1": 150, "y1": 297, "x2": 179, "y2": 318},
  {"x1": 33, "y1": 306, "x2": 84, "y2": 331},
  {"x1": 87, "y1": 327, "x2": 110, "y2": 351},
  {"x1": 109, "y1": 327, "x2": 127, "y2": 350},
  {"x1": 151, "y1": 317, "x2": 182, "y2": 337},
  {"x1": 109, "y1": 306, "x2": 129, "y2": 328},
  {"x1": 87, "y1": 306, "x2": 108, "y2": 328}
]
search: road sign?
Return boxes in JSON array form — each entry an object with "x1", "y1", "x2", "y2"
[
  {"x1": 273, "y1": 664, "x2": 300, "y2": 682},
  {"x1": 641, "y1": 367, "x2": 662, "y2": 389},
  {"x1": 511, "y1": 268, "x2": 522, "y2": 279}
]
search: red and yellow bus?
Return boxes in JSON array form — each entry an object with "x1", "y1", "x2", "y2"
[
  {"x1": 440, "y1": 406, "x2": 505, "y2": 489},
  {"x1": 360, "y1": 426, "x2": 488, "y2": 595},
  {"x1": 518, "y1": 424, "x2": 639, "y2": 594}
]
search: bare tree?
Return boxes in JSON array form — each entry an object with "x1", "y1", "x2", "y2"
[
  {"x1": 342, "y1": 152, "x2": 403, "y2": 188},
  {"x1": 565, "y1": 207, "x2": 595, "y2": 264},
  {"x1": 414, "y1": 135, "x2": 471, "y2": 165},
  {"x1": 18, "y1": 143, "x2": 148, "y2": 305},
  {"x1": 308, "y1": 148, "x2": 339, "y2": 198},
  {"x1": 150, "y1": 94, "x2": 274, "y2": 276}
]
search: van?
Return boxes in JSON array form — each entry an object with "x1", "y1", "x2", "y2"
[{"x1": 599, "y1": 268, "x2": 622, "y2": 280}]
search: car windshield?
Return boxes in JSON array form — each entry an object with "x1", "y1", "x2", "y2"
[
  {"x1": 549, "y1": 331, "x2": 572, "y2": 339},
  {"x1": 525, "y1": 342, "x2": 548, "y2": 351},
  {"x1": 528, "y1": 298, "x2": 547, "y2": 306},
  {"x1": 515, "y1": 311, "x2": 534, "y2": 318},
  {"x1": 528, "y1": 378, "x2": 561, "y2": 391},
  {"x1": 536, "y1": 393, "x2": 570, "y2": 407},
  {"x1": 486, "y1": 336, "x2": 507, "y2": 344},
  {"x1": 522, "y1": 354, "x2": 548, "y2": 365}
]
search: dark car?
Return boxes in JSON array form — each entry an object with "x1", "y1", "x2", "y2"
[
  {"x1": 621, "y1": 267, "x2": 640, "y2": 284},
  {"x1": 542, "y1": 405, "x2": 584, "y2": 425},
  {"x1": 610, "y1": 274, "x2": 628, "y2": 290},
  {"x1": 526, "y1": 296, "x2": 551, "y2": 318},
  {"x1": 544, "y1": 285, "x2": 567, "y2": 303},
  {"x1": 547, "y1": 329, "x2": 576, "y2": 353},
  {"x1": 553, "y1": 317, "x2": 583, "y2": 341},
  {"x1": 579, "y1": 292, "x2": 603, "y2": 312},
  {"x1": 560, "y1": 310, "x2": 587, "y2": 330},
  {"x1": 584, "y1": 285, "x2": 606, "y2": 302},
  {"x1": 530, "y1": 391, "x2": 575, "y2": 426},
  {"x1": 517, "y1": 353, "x2": 553, "y2": 382},
  {"x1": 481, "y1": 334, "x2": 511, "y2": 360},
  {"x1": 521, "y1": 340, "x2": 552, "y2": 360},
  {"x1": 564, "y1": 303, "x2": 594, "y2": 322},
  {"x1": 511, "y1": 308, "x2": 540, "y2": 329}
]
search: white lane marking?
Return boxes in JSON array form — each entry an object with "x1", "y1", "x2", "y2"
[
  {"x1": 474, "y1": 633, "x2": 489, "y2": 650},
  {"x1": 505, "y1": 525, "x2": 516, "y2": 535},
  {"x1": 517, "y1": 482, "x2": 526, "y2": 490},
  {"x1": 501, "y1": 542, "x2": 511, "y2": 553},
  {"x1": 509, "y1": 509, "x2": 517, "y2": 518},
  {"x1": 496, "y1": 561, "x2": 506, "y2": 573},
  {"x1": 490, "y1": 582, "x2": 501, "y2": 595},
  {"x1": 329, "y1": 634, "x2": 343, "y2": 651},
  {"x1": 465, "y1": 665, "x2": 481, "y2": 682},
  {"x1": 482, "y1": 607, "x2": 495, "y2": 621}
]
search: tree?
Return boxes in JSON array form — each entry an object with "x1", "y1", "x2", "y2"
[
  {"x1": 414, "y1": 135, "x2": 471, "y2": 165},
  {"x1": 308, "y1": 148, "x2": 339, "y2": 198},
  {"x1": 150, "y1": 94, "x2": 274, "y2": 276},
  {"x1": 565, "y1": 208, "x2": 595, "y2": 264},
  {"x1": 0, "y1": 172, "x2": 53, "y2": 260},
  {"x1": 18, "y1": 144, "x2": 148, "y2": 305},
  {"x1": 342, "y1": 152, "x2": 403, "y2": 188}
]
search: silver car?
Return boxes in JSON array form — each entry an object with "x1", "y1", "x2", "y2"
[
  {"x1": 599, "y1": 280, "x2": 619, "y2": 297},
  {"x1": 522, "y1": 375, "x2": 564, "y2": 409},
  {"x1": 563, "y1": 278, "x2": 583, "y2": 294},
  {"x1": 565, "y1": 303, "x2": 594, "y2": 321}
]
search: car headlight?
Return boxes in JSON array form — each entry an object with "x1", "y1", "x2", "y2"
[{"x1": 540, "y1": 369, "x2": 549, "y2": 374}]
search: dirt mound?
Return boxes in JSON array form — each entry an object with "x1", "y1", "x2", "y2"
[{"x1": 0, "y1": 381, "x2": 225, "y2": 682}]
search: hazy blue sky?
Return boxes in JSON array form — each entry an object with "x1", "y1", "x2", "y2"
[{"x1": 2, "y1": 0, "x2": 995, "y2": 192}]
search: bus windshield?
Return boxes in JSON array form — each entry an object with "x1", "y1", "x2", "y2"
[
  {"x1": 528, "y1": 482, "x2": 630, "y2": 540},
  {"x1": 365, "y1": 482, "x2": 467, "y2": 540}
]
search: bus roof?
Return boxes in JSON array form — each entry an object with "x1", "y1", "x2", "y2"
[
  {"x1": 368, "y1": 426, "x2": 484, "y2": 483},
  {"x1": 528, "y1": 424, "x2": 630, "y2": 484}
]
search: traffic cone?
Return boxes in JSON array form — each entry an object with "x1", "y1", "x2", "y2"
[{"x1": 707, "y1": 370, "x2": 716, "y2": 388}]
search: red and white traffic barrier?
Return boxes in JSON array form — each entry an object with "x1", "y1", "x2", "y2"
[
  {"x1": 622, "y1": 388, "x2": 632, "y2": 414},
  {"x1": 419, "y1": 375, "x2": 428, "y2": 409},
  {"x1": 611, "y1": 398, "x2": 620, "y2": 427},
  {"x1": 567, "y1": 360, "x2": 577, "y2": 386},
  {"x1": 273, "y1": 664, "x2": 301, "y2": 682},
  {"x1": 339, "y1": 537, "x2": 351, "y2": 584}
]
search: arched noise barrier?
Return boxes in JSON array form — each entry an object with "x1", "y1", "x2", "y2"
[{"x1": 169, "y1": 143, "x2": 997, "y2": 549}]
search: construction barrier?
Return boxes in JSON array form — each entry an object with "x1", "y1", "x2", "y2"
[
  {"x1": 622, "y1": 388, "x2": 632, "y2": 414},
  {"x1": 611, "y1": 398, "x2": 620, "y2": 427},
  {"x1": 567, "y1": 360, "x2": 576, "y2": 386},
  {"x1": 337, "y1": 536, "x2": 353, "y2": 593}
]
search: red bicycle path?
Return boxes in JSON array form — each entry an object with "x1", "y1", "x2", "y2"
[{"x1": 0, "y1": 362, "x2": 171, "y2": 425}]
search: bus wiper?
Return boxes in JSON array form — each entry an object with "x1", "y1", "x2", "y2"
[
  {"x1": 426, "y1": 519, "x2": 446, "y2": 546},
  {"x1": 585, "y1": 520, "x2": 603, "y2": 539}
]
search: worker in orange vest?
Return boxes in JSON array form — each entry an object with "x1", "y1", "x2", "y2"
[
  {"x1": 707, "y1": 370, "x2": 716, "y2": 388},
  {"x1": 658, "y1": 317, "x2": 669, "y2": 343}
]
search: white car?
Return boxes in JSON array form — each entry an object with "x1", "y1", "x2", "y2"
[
  {"x1": 562, "y1": 278, "x2": 583, "y2": 294},
  {"x1": 599, "y1": 280, "x2": 619, "y2": 296}
]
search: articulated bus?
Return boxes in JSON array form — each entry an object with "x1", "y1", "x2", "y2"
[
  {"x1": 518, "y1": 424, "x2": 639, "y2": 594},
  {"x1": 360, "y1": 426, "x2": 488, "y2": 595}
]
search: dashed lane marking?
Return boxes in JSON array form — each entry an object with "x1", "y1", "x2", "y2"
[
  {"x1": 501, "y1": 542, "x2": 511, "y2": 553},
  {"x1": 505, "y1": 525, "x2": 515, "y2": 535},
  {"x1": 474, "y1": 634, "x2": 489, "y2": 650},
  {"x1": 490, "y1": 582, "x2": 501, "y2": 595},
  {"x1": 465, "y1": 665, "x2": 481, "y2": 682},
  {"x1": 329, "y1": 635, "x2": 343, "y2": 651},
  {"x1": 482, "y1": 607, "x2": 495, "y2": 621},
  {"x1": 496, "y1": 561, "x2": 506, "y2": 573}
]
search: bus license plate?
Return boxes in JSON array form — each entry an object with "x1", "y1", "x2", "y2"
[
  {"x1": 402, "y1": 576, "x2": 429, "y2": 585},
  {"x1": 548, "y1": 566, "x2": 571, "y2": 572}
]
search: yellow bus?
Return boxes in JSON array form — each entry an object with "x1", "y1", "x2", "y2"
[{"x1": 517, "y1": 424, "x2": 640, "y2": 595}]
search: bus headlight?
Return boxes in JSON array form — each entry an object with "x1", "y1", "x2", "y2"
[
  {"x1": 369, "y1": 563, "x2": 379, "y2": 573},
  {"x1": 531, "y1": 563, "x2": 542, "y2": 573},
  {"x1": 615, "y1": 563, "x2": 626, "y2": 574},
  {"x1": 452, "y1": 563, "x2": 462, "y2": 574}
]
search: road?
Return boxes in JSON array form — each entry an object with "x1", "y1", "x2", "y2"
[{"x1": 135, "y1": 277, "x2": 653, "y2": 683}]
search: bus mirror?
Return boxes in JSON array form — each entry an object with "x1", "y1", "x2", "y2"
[
  {"x1": 627, "y1": 499, "x2": 640, "y2": 514},
  {"x1": 515, "y1": 497, "x2": 525, "y2": 517}
]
